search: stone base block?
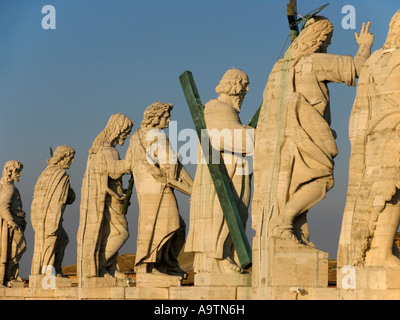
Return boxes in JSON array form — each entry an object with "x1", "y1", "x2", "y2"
[
  {"x1": 29, "y1": 275, "x2": 71, "y2": 289},
  {"x1": 83, "y1": 276, "x2": 129, "y2": 288},
  {"x1": 262, "y1": 237, "x2": 328, "y2": 288},
  {"x1": 194, "y1": 272, "x2": 251, "y2": 287},
  {"x1": 337, "y1": 265, "x2": 400, "y2": 290},
  {"x1": 170, "y1": 286, "x2": 238, "y2": 300},
  {"x1": 135, "y1": 273, "x2": 182, "y2": 288},
  {"x1": 78, "y1": 286, "x2": 126, "y2": 299},
  {"x1": 7, "y1": 280, "x2": 25, "y2": 288}
]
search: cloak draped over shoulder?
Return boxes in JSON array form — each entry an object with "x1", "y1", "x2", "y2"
[
  {"x1": 31, "y1": 165, "x2": 72, "y2": 275},
  {"x1": 252, "y1": 53, "x2": 357, "y2": 237},
  {"x1": 77, "y1": 146, "x2": 126, "y2": 278}
]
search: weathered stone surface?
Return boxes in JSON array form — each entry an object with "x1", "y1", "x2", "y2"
[
  {"x1": 31, "y1": 146, "x2": 75, "y2": 277},
  {"x1": 29, "y1": 274, "x2": 72, "y2": 289},
  {"x1": 185, "y1": 68, "x2": 254, "y2": 278},
  {"x1": 252, "y1": 16, "x2": 373, "y2": 288},
  {"x1": 125, "y1": 102, "x2": 193, "y2": 280},
  {"x1": 194, "y1": 272, "x2": 251, "y2": 287},
  {"x1": 0, "y1": 160, "x2": 26, "y2": 287},
  {"x1": 77, "y1": 113, "x2": 133, "y2": 285},
  {"x1": 135, "y1": 273, "x2": 182, "y2": 288},
  {"x1": 338, "y1": 11, "x2": 400, "y2": 279}
]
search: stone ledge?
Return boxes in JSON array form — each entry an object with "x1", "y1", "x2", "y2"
[
  {"x1": 194, "y1": 272, "x2": 251, "y2": 287},
  {"x1": 1, "y1": 285, "x2": 400, "y2": 300}
]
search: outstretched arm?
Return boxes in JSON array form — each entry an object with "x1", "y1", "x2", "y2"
[{"x1": 354, "y1": 21, "x2": 374, "y2": 75}]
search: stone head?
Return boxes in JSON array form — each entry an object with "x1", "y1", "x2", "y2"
[
  {"x1": 286, "y1": 16, "x2": 334, "y2": 59},
  {"x1": 90, "y1": 113, "x2": 133, "y2": 155},
  {"x1": 215, "y1": 68, "x2": 249, "y2": 111},
  {"x1": 48, "y1": 145, "x2": 76, "y2": 169},
  {"x1": 141, "y1": 102, "x2": 173, "y2": 129},
  {"x1": 1, "y1": 160, "x2": 23, "y2": 183}
]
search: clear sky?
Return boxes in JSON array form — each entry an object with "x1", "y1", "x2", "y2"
[{"x1": 0, "y1": 0, "x2": 398, "y2": 278}]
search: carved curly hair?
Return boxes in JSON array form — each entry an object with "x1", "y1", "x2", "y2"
[
  {"x1": 89, "y1": 113, "x2": 133, "y2": 155},
  {"x1": 141, "y1": 102, "x2": 173, "y2": 128},
  {"x1": 215, "y1": 68, "x2": 249, "y2": 96},
  {"x1": 284, "y1": 16, "x2": 334, "y2": 60},
  {"x1": 47, "y1": 145, "x2": 75, "y2": 166},
  {"x1": 1, "y1": 160, "x2": 23, "y2": 183}
]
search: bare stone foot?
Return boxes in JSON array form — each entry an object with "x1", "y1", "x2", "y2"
[
  {"x1": 273, "y1": 227, "x2": 301, "y2": 244},
  {"x1": 217, "y1": 257, "x2": 242, "y2": 274}
]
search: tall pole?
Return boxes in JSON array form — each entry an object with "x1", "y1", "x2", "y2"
[{"x1": 287, "y1": 0, "x2": 299, "y2": 42}]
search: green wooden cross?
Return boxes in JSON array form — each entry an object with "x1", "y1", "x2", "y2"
[{"x1": 179, "y1": 70, "x2": 252, "y2": 269}]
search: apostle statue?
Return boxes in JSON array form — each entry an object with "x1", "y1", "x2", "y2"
[
  {"x1": 125, "y1": 102, "x2": 193, "y2": 278},
  {"x1": 77, "y1": 113, "x2": 133, "y2": 282},
  {"x1": 31, "y1": 145, "x2": 76, "y2": 277},
  {"x1": 185, "y1": 68, "x2": 255, "y2": 274},
  {"x1": 252, "y1": 16, "x2": 374, "y2": 247},
  {"x1": 0, "y1": 160, "x2": 26, "y2": 286},
  {"x1": 338, "y1": 10, "x2": 400, "y2": 268}
]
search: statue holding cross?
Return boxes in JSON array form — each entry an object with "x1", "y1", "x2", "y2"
[{"x1": 183, "y1": 68, "x2": 254, "y2": 277}]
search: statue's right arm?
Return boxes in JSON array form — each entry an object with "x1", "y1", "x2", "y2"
[{"x1": 104, "y1": 148, "x2": 131, "y2": 180}]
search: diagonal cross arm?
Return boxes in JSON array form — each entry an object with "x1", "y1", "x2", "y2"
[{"x1": 179, "y1": 70, "x2": 252, "y2": 269}]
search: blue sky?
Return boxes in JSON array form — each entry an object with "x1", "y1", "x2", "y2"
[{"x1": 0, "y1": 0, "x2": 398, "y2": 277}]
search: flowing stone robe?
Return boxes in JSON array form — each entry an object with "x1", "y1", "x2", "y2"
[
  {"x1": 126, "y1": 128, "x2": 186, "y2": 270},
  {"x1": 338, "y1": 48, "x2": 400, "y2": 266},
  {"x1": 31, "y1": 165, "x2": 74, "y2": 275},
  {"x1": 77, "y1": 146, "x2": 129, "y2": 279},
  {"x1": 0, "y1": 183, "x2": 26, "y2": 284},
  {"x1": 185, "y1": 99, "x2": 254, "y2": 272},
  {"x1": 252, "y1": 53, "x2": 357, "y2": 284}
]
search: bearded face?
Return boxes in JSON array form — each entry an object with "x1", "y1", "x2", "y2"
[
  {"x1": 60, "y1": 155, "x2": 75, "y2": 169},
  {"x1": 231, "y1": 77, "x2": 250, "y2": 112}
]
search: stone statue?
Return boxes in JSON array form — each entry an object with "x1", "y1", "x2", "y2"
[
  {"x1": 252, "y1": 16, "x2": 374, "y2": 246},
  {"x1": 185, "y1": 68, "x2": 255, "y2": 275},
  {"x1": 0, "y1": 160, "x2": 26, "y2": 286},
  {"x1": 31, "y1": 145, "x2": 76, "y2": 277},
  {"x1": 251, "y1": 16, "x2": 373, "y2": 290},
  {"x1": 77, "y1": 113, "x2": 133, "y2": 283},
  {"x1": 125, "y1": 102, "x2": 193, "y2": 278},
  {"x1": 338, "y1": 10, "x2": 400, "y2": 269}
]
